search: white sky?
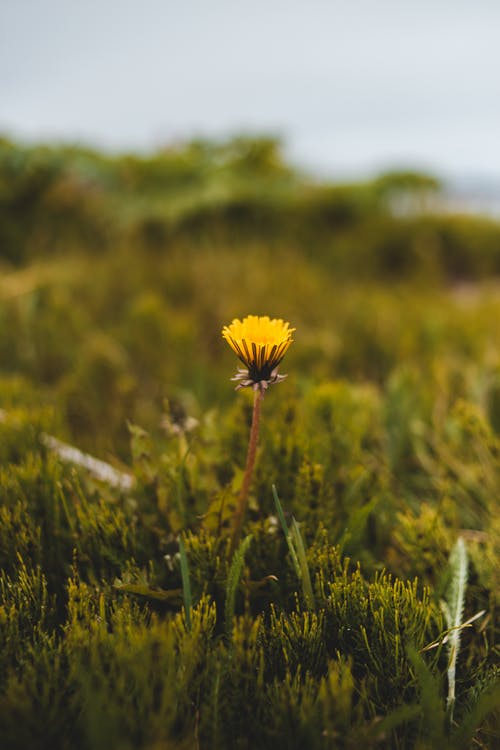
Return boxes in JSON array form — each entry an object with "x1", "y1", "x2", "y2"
[{"x1": 1, "y1": 0, "x2": 500, "y2": 179}]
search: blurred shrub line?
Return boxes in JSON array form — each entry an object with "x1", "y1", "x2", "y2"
[{"x1": 2, "y1": 134, "x2": 500, "y2": 279}]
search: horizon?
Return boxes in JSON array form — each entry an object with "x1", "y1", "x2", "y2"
[{"x1": 2, "y1": 1, "x2": 500, "y2": 186}]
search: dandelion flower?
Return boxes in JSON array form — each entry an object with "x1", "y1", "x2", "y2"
[
  {"x1": 222, "y1": 315, "x2": 295, "y2": 393},
  {"x1": 222, "y1": 315, "x2": 295, "y2": 552}
]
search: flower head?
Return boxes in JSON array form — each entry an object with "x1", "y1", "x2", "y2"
[{"x1": 222, "y1": 315, "x2": 295, "y2": 392}]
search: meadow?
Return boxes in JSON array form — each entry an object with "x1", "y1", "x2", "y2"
[{"x1": 0, "y1": 135, "x2": 499, "y2": 749}]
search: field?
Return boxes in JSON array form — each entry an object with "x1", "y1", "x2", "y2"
[{"x1": 0, "y1": 136, "x2": 499, "y2": 749}]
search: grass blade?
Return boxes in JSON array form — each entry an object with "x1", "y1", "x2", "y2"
[
  {"x1": 272, "y1": 484, "x2": 315, "y2": 610},
  {"x1": 225, "y1": 534, "x2": 253, "y2": 637},
  {"x1": 407, "y1": 645, "x2": 446, "y2": 746},
  {"x1": 178, "y1": 536, "x2": 192, "y2": 631},
  {"x1": 290, "y1": 517, "x2": 315, "y2": 611},
  {"x1": 272, "y1": 484, "x2": 301, "y2": 580}
]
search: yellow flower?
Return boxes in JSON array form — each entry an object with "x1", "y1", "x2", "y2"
[{"x1": 222, "y1": 315, "x2": 295, "y2": 391}]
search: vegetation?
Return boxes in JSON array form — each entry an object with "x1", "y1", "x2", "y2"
[{"x1": 0, "y1": 135, "x2": 499, "y2": 749}]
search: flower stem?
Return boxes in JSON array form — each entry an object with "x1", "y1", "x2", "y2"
[{"x1": 230, "y1": 388, "x2": 263, "y2": 555}]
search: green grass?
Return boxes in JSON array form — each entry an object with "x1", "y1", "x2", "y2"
[{"x1": 0, "y1": 135, "x2": 499, "y2": 748}]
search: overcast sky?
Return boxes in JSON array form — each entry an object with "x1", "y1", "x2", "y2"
[{"x1": 1, "y1": 0, "x2": 500, "y2": 179}]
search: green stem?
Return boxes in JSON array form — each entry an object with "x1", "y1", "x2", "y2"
[{"x1": 230, "y1": 388, "x2": 263, "y2": 555}]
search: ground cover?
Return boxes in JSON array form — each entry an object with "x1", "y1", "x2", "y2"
[{"x1": 0, "y1": 137, "x2": 498, "y2": 748}]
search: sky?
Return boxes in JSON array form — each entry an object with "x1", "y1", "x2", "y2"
[{"x1": 1, "y1": 0, "x2": 500, "y2": 180}]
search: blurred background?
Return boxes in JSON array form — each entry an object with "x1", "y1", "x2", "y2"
[
  {"x1": 1, "y1": 0, "x2": 500, "y2": 461},
  {"x1": 2, "y1": 0, "x2": 500, "y2": 204}
]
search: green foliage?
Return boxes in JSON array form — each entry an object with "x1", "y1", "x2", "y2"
[
  {"x1": 224, "y1": 534, "x2": 253, "y2": 637},
  {"x1": 0, "y1": 135, "x2": 499, "y2": 748},
  {"x1": 273, "y1": 485, "x2": 315, "y2": 610},
  {"x1": 178, "y1": 536, "x2": 193, "y2": 630}
]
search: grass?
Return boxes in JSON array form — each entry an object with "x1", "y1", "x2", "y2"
[{"x1": 0, "y1": 135, "x2": 499, "y2": 748}]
